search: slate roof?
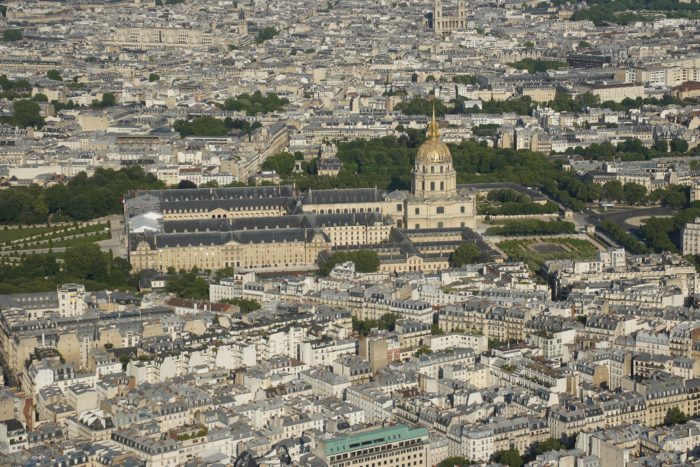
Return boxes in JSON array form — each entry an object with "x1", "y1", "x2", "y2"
[
  {"x1": 131, "y1": 228, "x2": 329, "y2": 251},
  {"x1": 301, "y1": 187, "x2": 384, "y2": 204}
]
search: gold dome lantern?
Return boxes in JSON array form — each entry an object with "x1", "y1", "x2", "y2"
[{"x1": 416, "y1": 107, "x2": 452, "y2": 164}]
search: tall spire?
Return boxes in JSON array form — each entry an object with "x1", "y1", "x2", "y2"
[{"x1": 428, "y1": 103, "x2": 440, "y2": 140}]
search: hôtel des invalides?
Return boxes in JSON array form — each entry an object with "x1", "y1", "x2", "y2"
[{"x1": 125, "y1": 112, "x2": 487, "y2": 274}]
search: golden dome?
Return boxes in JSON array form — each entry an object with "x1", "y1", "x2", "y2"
[{"x1": 416, "y1": 107, "x2": 452, "y2": 164}]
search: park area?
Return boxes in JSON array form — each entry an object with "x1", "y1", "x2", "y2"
[
  {"x1": 497, "y1": 237, "x2": 599, "y2": 271},
  {"x1": 0, "y1": 222, "x2": 110, "y2": 257}
]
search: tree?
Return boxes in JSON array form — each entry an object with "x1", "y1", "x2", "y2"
[
  {"x1": 222, "y1": 91, "x2": 288, "y2": 115},
  {"x1": 507, "y1": 58, "x2": 567, "y2": 73},
  {"x1": 431, "y1": 323, "x2": 444, "y2": 335},
  {"x1": 261, "y1": 152, "x2": 295, "y2": 177},
  {"x1": 450, "y1": 243, "x2": 481, "y2": 267},
  {"x1": 623, "y1": 182, "x2": 647, "y2": 205},
  {"x1": 12, "y1": 100, "x2": 44, "y2": 128},
  {"x1": 664, "y1": 407, "x2": 689, "y2": 426},
  {"x1": 46, "y1": 69, "x2": 63, "y2": 81},
  {"x1": 320, "y1": 250, "x2": 380, "y2": 275},
  {"x1": 395, "y1": 96, "x2": 447, "y2": 116},
  {"x1": 2, "y1": 29, "x2": 22, "y2": 41},
  {"x1": 493, "y1": 449, "x2": 523, "y2": 467},
  {"x1": 255, "y1": 27, "x2": 279, "y2": 44},
  {"x1": 352, "y1": 312, "x2": 399, "y2": 336},
  {"x1": 91, "y1": 93, "x2": 116, "y2": 109},
  {"x1": 414, "y1": 345, "x2": 433, "y2": 357},
  {"x1": 452, "y1": 75, "x2": 478, "y2": 86},
  {"x1": 220, "y1": 298, "x2": 261, "y2": 313},
  {"x1": 166, "y1": 268, "x2": 209, "y2": 300},
  {"x1": 670, "y1": 138, "x2": 689, "y2": 153},
  {"x1": 177, "y1": 179, "x2": 198, "y2": 189},
  {"x1": 534, "y1": 438, "x2": 566, "y2": 455},
  {"x1": 174, "y1": 117, "x2": 229, "y2": 137},
  {"x1": 602, "y1": 180, "x2": 623, "y2": 202},
  {"x1": 599, "y1": 221, "x2": 647, "y2": 254},
  {"x1": 148, "y1": 73, "x2": 160, "y2": 82},
  {"x1": 64, "y1": 242, "x2": 108, "y2": 281},
  {"x1": 578, "y1": 40, "x2": 591, "y2": 48},
  {"x1": 653, "y1": 139, "x2": 668, "y2": 153},
  {"x1": 32, "y1": 93, "x2": 48, "y2": 102}
]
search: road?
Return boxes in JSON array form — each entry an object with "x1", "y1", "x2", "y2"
[
  {"x1": 580, "y1": 205, "x2": 676, "y2": 233},
  {"x1": 97, "y1": 215, "x2": 127, "y2": 258}
]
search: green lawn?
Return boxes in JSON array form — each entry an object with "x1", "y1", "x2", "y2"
[
  {"x1": 497, "y1": 237, "x2": 599, "y2": 271},
  {"x1": 0, "y1": 226, "x2": 57, "y2": 243},
  {"x1": 0, "y1": 223, "x2": 109, "y2": 249},
  {"x1": 42, "y1": 232, "x2": 110, "y2": 249}
]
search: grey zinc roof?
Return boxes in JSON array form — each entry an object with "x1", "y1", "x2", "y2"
[
  {"x1": 131, "y1": 228, "x2": 329, "y2": 251},
  {"x1": 301, "y1": 187, "x2": 384, "y2": 204},
  {"x1": 161, "y1": 211, "x2": 387, "y2": 234}
]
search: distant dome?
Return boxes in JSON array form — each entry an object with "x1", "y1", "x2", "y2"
[{"x1": 416, "y1": 109, "x2": 452, "y2": 164}]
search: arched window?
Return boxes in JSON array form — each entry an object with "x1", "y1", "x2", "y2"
[
  {"x1": 440, "y1": 181, "x2": 444, "y2": 190},
  {"x1": 430, "y1": 182, "x2": 435, "y2": 191},
  {"x1": 431, "y1": 166, "x2": 435, "y2": 173},
  {"x1": 440, "y1": 165, "x2": 444, "y2": 173}
]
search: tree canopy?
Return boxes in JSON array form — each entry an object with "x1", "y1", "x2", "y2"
[
  {"x1": 2, "y1": 29, "x2": 22, "y2": 41},
  {"x1": 493, "y1": 449, "x2": 523, "y2": 467},
  {"x1": 221, "y1": 91, "x2": 289, "y2": 115},
  {"x1": 5, "y1": 100, "x2": 45, "y2": 128},
  {"x1": 533, "y1": 438, "x2": 566, "y2": 455},
  {"x1": 220, "y1": 298, "x2": 261, "y2": 313},
  {"x1": 664, "y1": 407, "x2": 689, "y2": 426},
  {"x1": 64, "y1": 242, "x2": 108, "y2": 281},
  {"x1": 320, "y1": 250, "x2": 380, "y2": 276},
  {"x1": 352, "y1": 312, "x2": 399, "y2": 336},
  {"x1": 508, "y1": 58, "x2": 568, "y2": 73},
  {"x1": 255, "y1": 26, "x2": 279, "y2": 44},
  {"x1": 261, "y1": 152, "x2": 296, "y2": 176},
  {"x1": 46, "y1": 69, "x2": 63, "y2": 81},
  {"x1": 91, "y1": 93, "x2": 116, "y2": 109},
  {"x1": 174, "y1": 117, "x2": 228, "y2": 137},
  {"x1": 450, "y1": 243, "x2": 483, "y2": 267},
  {"x1": 44, "y1": 166, "x2": 164, "y2": 221},
  {"x1": 166, "y1": 268, "x2": 209, "y2": 300}
]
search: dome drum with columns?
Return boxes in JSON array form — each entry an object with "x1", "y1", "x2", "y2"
[{"x1": 412, "y1": 109, "x2": 458, "y2": 201}]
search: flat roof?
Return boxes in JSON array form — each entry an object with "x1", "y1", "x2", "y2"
[{"x1": 320, "y1": 424, "x2": 428, "y2": 456}]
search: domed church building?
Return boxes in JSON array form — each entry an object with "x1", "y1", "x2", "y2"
[{"x1": 400, "y1": 109, "x2": 476, "y2": 230}]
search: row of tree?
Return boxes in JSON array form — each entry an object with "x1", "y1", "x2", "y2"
[
  {"x1": 486, "y1": 220, "x2": 576, "y2": 236},
  {"x1": 479, "y1": 200, "x2": 560, "y2": 216},
  {"x1": 598, "y1": 220, "x2": 648, "y2": 254}
]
